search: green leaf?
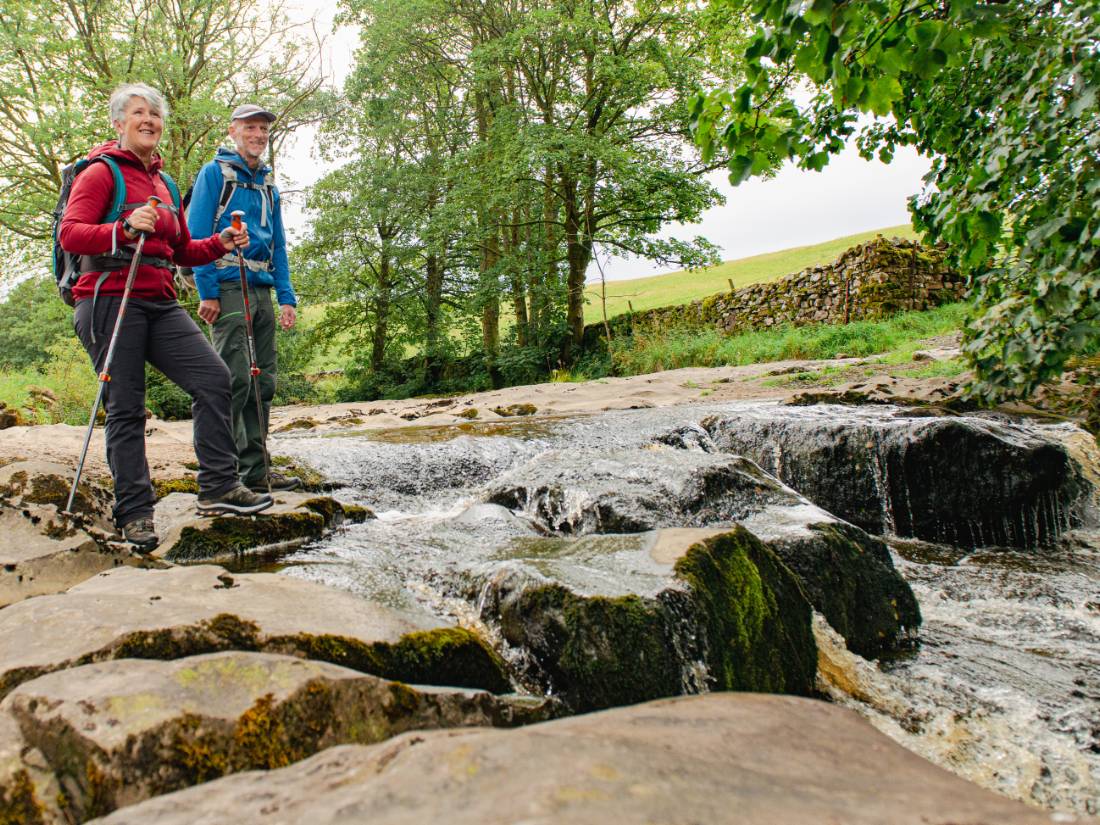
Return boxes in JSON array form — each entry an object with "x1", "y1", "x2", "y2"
[
  {"x1": 728, "y1": 154, "x2": 754, "y2": 185},
  {"x1": 803, "y1": 0, "x2": 834, "y2": 26}
]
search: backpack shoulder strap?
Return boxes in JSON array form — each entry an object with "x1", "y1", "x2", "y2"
[
  {"x1": 96, "y1": 157, "x2": 127, "y2": 223},
  {"x1": 212, "y1": 160, "x2": 240, "y2": 230},
  {"x1": 157, "y1": 170, "x2": 182, "y2": 213}
]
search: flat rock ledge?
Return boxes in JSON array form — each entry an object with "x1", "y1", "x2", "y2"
[
  {"x1": 87, "y1": 693, "x2": 1074, "y2": 825},
  {"x1": 0, "y1": 461, "x2": 373, "y2": 603},
  {"x1": 153, "y1": 491, "x2": 374, "y2": 562},
  {"x1": 0, "y1": 565, "x2": 512, "y2": 702},
  {"x1": 0, "y1": 651, "x2": 553, "y2": 823},
  {"x1": 0, "y1": 462, "x2": 156, "y2": 609}
]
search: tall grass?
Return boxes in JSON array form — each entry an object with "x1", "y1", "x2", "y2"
[
  {"x1": 0, "y1": 338, "x2": 98, "y2": 425},
  {"x1": 610, "y1": 303, "x2": 968, "y2": 375}
]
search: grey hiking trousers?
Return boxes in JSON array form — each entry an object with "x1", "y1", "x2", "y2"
[{"x1": 73, "y1": 297, "x2": 239, "y2": 527}]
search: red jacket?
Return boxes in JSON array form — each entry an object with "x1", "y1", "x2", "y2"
[{"x1": 59, "y1": 141, "x2": 226, "y2": 302}]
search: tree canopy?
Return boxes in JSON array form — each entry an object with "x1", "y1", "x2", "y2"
[
  {"x1": 292, "y1": 0, "x2": 734, "y2": 393},
  {"x1": 690, "y1": 0, "x2": 1100, "y2": 403}
]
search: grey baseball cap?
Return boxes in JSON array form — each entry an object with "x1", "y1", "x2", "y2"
[{"x1": 230, "y1": 103, "x2": 277, "y2": 122}]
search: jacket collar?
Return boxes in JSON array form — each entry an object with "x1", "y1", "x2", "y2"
[{"x1": 216, "y1": 147, "x2": 270, "y2": 178}]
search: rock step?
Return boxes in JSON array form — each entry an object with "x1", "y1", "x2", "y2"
[
  {"x1": 0, "y1": 565, "x2": 511, "y2": 701},
  {"x1": 1, "y1": 651, "x2": 555, "y2": 823},
  {"x1": 87, "y1": 693, "x2": 1068, "y2": 825},
  {"x1": 153, "y1": 491, "x2": 374, "y2": 562}
]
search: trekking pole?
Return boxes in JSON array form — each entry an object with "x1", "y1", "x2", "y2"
[
  {"x1": 231, "y1": 210, "x2": 272, "y2": 497},
  {"x1": 65, "y1": 196, "x2": 161, "y2": 517}
]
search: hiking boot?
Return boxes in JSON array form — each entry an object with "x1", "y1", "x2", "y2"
[
  {"x1": 246, "y1": 470, "x2": 301, "y2": 493},
  {"x1": 121, "y1": 516, "x2": 158, "y2": 552},
  {"x1": 196, "y1": 484, "x2": 273, "y2": 516}
]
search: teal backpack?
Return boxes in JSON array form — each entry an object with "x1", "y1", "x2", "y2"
[{"x1": 51, "y1": 155, "x2": 181, "y2": 305}]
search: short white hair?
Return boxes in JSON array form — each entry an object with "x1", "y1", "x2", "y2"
[{"x1": 109, "y1": 83, "x2": 169, "y2": 124}]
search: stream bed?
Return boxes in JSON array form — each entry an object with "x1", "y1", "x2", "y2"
[{"x1": 269, "y1": 401, "x2": 1100, "y2": 817}]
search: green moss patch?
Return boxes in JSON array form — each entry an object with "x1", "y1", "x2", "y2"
[
  {"x1": 153, "y1": 477, "x2": 200, "y2": 499},
  {"x1": 270, "y1": 456, "x2": 329, "y2": 491},
  {"x1": 492, "y1": 404, "x2": 537, "y2": 417},
  {"x1": 279, "y1": 627, "x2": 511, "y2": 694},
  {"x1": 166, "y1": 512, "x2": 326, "y2": 562},
  {"x1": 674, "y1": 527, "x2": 817, "y2": 696}
]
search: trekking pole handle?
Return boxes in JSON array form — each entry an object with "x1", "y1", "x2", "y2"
[{"x1": 231, "y1": 210, "x2": 245, "y2": 231}]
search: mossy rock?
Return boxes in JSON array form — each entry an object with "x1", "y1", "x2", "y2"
[
  {"x1": 276, "y1": 418, "x2": 320, "y2": 432},
  {"x1": 457, "y1": 408, "x2": 479, "y2": 420},
  {"x1": 495, "y1": 527, "x2": 816, "y2": 712},
  {"x1": 673, "y1": 528, "x2": 816, "y2": 695},
  {"x1": 154, "y1": 477, "x2": 200, "y2": 499},
  {"x1": 270, "y1": 456, "x2": 329, "y2": 492},
  {"x1": 0, "y1": 463, "x2": 111, "y2": 522},
  {"x1": 6, "y1": 651, "x2": 542, "y2": 822},
  {"x1": 491, "y1": 404, "x2": 537, "y2": 417},
  {"x1": 300, "y1": 498, "x2": 375, "y2": 526},
  {"x1": 166, "y1": 512, "x2": 326, "y2": 562}
]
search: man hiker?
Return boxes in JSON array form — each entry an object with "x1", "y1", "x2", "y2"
[{"x1": 189, "y1": 103, "x2": 300, "y2": 493}]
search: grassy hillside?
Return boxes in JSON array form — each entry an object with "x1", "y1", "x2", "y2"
[{"x1": 583, "y1": 224, "x2": 918, "y2": 325}]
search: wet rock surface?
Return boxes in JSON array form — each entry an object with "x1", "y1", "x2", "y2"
[
  {"x1": 700, "y1": 406, "x2": 1091, "y2": 548},
  {"x1": 0, "y1": 565, "x2": 511, "y2": 700},
  {"x1": 88, "y1": 693, "x2": 1067, "y2": 825},
  {"x1": 478, "y1": 527, "x2": 817, "y2": 711},
  {"x1": 3, "y1": 651, "x2": 553, "y2": 822},
  {"x1": 153, "y1": 491, "x2": 373, "y2": 562},
  {"x1": 485, "y1": 447, "x2": 800, "y2": 534}
]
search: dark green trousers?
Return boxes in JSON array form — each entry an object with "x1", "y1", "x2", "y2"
[{"x1": 212, "y1": 281, "x2": 276, "y2": 486}]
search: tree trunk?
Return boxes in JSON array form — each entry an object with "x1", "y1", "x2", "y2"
[
  {"x1": 424, "y1": 251, "x2": 443, "y2": 383},
  {"x1": 561, "y1": 171, "x2": 590, "y2": 354},
  {"x1": 508, "y1": 210, "x2": 528, "y2": 348}
]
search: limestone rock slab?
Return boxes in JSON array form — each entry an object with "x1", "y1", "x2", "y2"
[
  {"x1": 0, "y1": 460, "x2": 113, "y2": 530},
  {"x1": 4, "y1": 651, "x2": 552, "y2": 822},
  {"x1": 89, "y1": 693, "x2": 1072, "y2": 825},
  {"x1": 485, "y1": 447, "x2": 797, "y2": 533},
  {"x1": 0, "y1": 565, "x2": 510, "y2": 699},
  {"x1": 0, "y1": 503, "x2": 140, "y2": 608}
]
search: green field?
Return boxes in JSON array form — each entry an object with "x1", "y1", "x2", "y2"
[{"x1": 583, "y1": 224, "x2": 918, "y2": 325}]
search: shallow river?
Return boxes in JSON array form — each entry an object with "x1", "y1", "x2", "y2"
[{"x1": 269, "y1": 401, "x2": 1099, "y2": 817}]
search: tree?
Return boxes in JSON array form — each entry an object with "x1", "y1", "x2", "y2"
[
  {"x1": 690, "y1": 0, "x2": 1100, "y2": 403},
  {"x1": 0, "y1": 0, "x2": 329, "y2": 251},
  {"x1": 305, "y1": 0, "x2": 728, "y2": 393}
]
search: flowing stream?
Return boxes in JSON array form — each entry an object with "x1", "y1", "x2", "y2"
[{"x1": 266, "y1": 401, "x2": 1099, "y2": 817}]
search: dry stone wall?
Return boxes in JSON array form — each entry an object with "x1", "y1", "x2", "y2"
[{"x1": 585, "y1": 236, "x2": 965, "y2": 346}]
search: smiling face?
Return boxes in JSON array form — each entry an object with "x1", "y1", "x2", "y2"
[
  {"x1": 228, "y1": 116, "x2": 271, "y2": 168},
  {"x1": 114, "y1": 95, "x2": 163, "y2": 158}
]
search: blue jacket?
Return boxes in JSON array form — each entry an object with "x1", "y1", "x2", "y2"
[{"x1": 188, "y1": 148, "x2": 296, "y2": 306}]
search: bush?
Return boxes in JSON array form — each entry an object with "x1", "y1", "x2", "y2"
[{"x1": 145, "y1": 365, "x2": 193, "y2": 420}]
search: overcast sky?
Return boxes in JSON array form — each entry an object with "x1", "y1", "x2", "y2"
[{"x1": 278, "y1": 2, "x2": 933, "y2": 283}]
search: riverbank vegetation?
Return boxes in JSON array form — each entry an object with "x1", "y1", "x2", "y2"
[{"x1": 0, "y1": 0, "x2": 1094, "y2": 419}]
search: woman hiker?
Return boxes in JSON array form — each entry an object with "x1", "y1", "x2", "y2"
[{"x1": 59, "y1": 82, "x2": 273, "y2": 552}]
